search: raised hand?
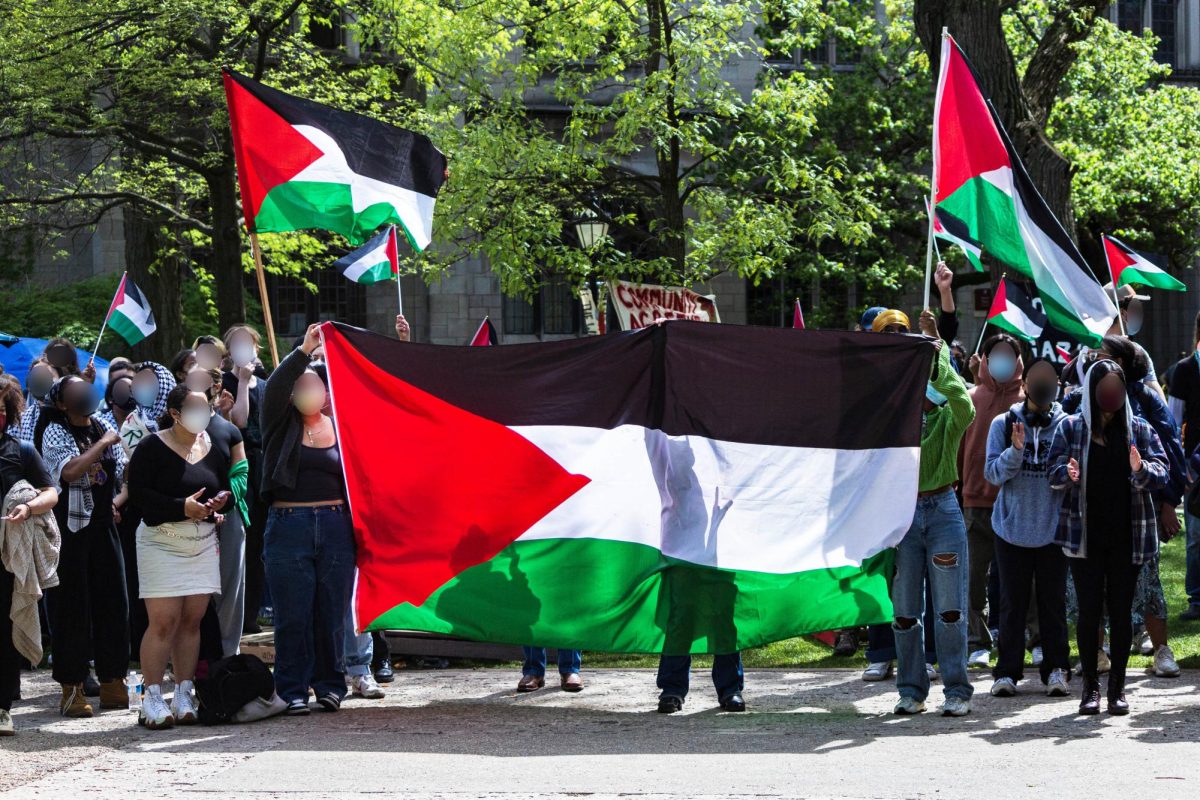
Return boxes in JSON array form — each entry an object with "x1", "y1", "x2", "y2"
[
  {"x1": 918, "y1": 308, "x2": 937, "y2": 338},
  {"x1": 1011, "y1": 421, "x2": 1025, "y2": 450}
]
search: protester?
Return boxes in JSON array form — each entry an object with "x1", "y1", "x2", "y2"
[
  {"x1": 887, "y1": 308, "x2": 975, "y2": 717},
  {"x1": 960, "y1": 333, "x2": 1025, "y2": 670},
  {"x1": 98, "y1": 372, "x2": 136, "y2": 432},
  {"x1": 0, "y1": 379, "x2": 59, "y2": 736},
  {"x1": 983, "y1": 359, "x2": 1071, "y2": 698},
  {"x1": 657, "y1": 653, "x2": 744, "y2": 713},
  {"x1": 932, "y1": 262, "x2": 959, "y2": 346},
  {"x1": 42, "y1": 338, "x2": 92, "y2": 382},
  {"x1": 107, "y1": 357, "x2": 134, "y2": 383},
  {"x1": 169, "y1": 349, "x2": 198, "y2": 384},
  {"x1": 1104, "y1": 284, "x2": 1163, "y2": 399},
  {"x1": 38, "y1": 376, "x2": 129, "y2": 718},
  {"x1": 17, "y1": 360, "x2": 60, "y2": 443},
  {"x1": 261, "y1": 324, "x2": 356, "y2": 716},
  {"x1": 192, "y1": 335, "x2": 226, "y2": 372},
  {"x1": 184, "y1": 367, "x2": 248, "y2": 658},
  {"x1": 1049, "y1": 359, "x2": 1169, "y2": 715},
  {"x1": 126, "y1": 384, "x2": 232, "y2": 729},
  {"x1": 518, "y1": 647, "x2": 583, "y2": 693},
  {"x1": 131, "y1": 362, "x2": 176, "y2": 432}
]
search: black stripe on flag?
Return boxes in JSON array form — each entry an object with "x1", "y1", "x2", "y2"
[
  {"x1": 327, "y1": 322, "x2": 935, "y2": 450},
  {"x1": 224, "y1": 70, "x2": 446, "y2": 199}
]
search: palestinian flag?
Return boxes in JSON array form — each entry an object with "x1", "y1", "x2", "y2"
[
  {"x1": 468, "y1": 317, "x2": 498, "y2": 347},
  {"x1": 792, "y1": 298, "x2": 805, "y2": 330},
  {"x1": 104, "y1": 273, "x2": 157, "y2": 346},
  {"x1": 928, "y1": 200, "x2": 984, "y2": 272},
  {"x1": 222, "y1": 70, "x2": 447, "y2": 248},
  {"x1": 985, "y1": 277, "x2": 1044, "y2": 343},
  {"x1": 933, "y1": 34, "x2": 1115, "y2": 345},
  {"x1": 321, "y1": 321, "x2": 935, "y2": 653},
  {"x1": 334, "y1": 225, "x2": 399, "y2": 285},
  {"x1": 1103, "y1": 234, "x2": 1186, "y2": 292}
]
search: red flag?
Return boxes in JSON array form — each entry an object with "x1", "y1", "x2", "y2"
[
  {"x1": 792, "y1": 298, "x2": 805, "y2": 330},
  {"x1": 469, "y1": 317, "x2": 498, "y2": 346}
]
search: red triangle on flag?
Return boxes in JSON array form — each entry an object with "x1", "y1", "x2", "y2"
[
  {"x1": 385, "y1": 225, "x2": 400, "y2": 275},
  {"x1": 792, "y1": 298, "x2": 805, "y2": 330},
  {"x1": 1102, "y1": 234, "x2": 1137, "y2": 285},
  {"x1": 934, "y1": 35, "x2": 1012, "y2": 203},
  {"x1": 322, "y1": 324, "x2": 590, "y2": 628},
  {"x1": 986, "y1": 276, "x2": 1009, "y2": 321}
]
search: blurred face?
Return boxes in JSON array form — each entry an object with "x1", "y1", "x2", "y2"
[
  {"x1": 26, "y1": 363, "x2": 55, "y2": 400},
  {"x1": 171, "y1": 390, "x2": 214, "y2": 435},
  {"x1": 1123, "y1": 299, "x2": 1144, "y2": 336},
  {"x1": 986, "y1": 342, "x2": 1018, "y2": 382},
  {"x1": 110, "y1": 376, "x2": 135, "y2": 412},
  {"x1": 292, "y1": 372, "x2": 327, "y2": 416},
  {"x1": 1024, "y1": 362, "x2": 1059, "y2": 410},
  {"x1": 60, "y1": 378, "x2": 98, "y2": 419},
  {"x1": 228, "y1": 331, "x2": 258, "y2": 368},
  {"x1": 195, "y1": 343, "x2": 223, "y2": 371},
  {"x1": 184, "y1": 366, "x2": 215, "y2": 395},
  {"x1": 1095, "y1": 372, "x2": 1127, "y2": 414},
  {"x1": 174, "y1": 352, "x2": 197, "y2": 381},
  {"x1": 132, "y1": 369, "x2": 159, "y2": 408},
  {"x1": 44, "y1": 344, "x2": 73, "y2": 370}
]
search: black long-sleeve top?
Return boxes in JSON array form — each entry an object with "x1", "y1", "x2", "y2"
[{"x1": 126, "y1": 433, "x2": 227, "y2": 526}]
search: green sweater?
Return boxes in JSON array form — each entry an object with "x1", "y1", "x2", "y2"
[{"x1": 919, "y1": 343, "x2": 974, "y2": 492}]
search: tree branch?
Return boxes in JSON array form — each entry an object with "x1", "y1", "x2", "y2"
[
  {"x1": 1021, "y1": 1, "x2": 1109, "y2": 128},
  {"x1": 0, "y1": 192, "x2": 212, "y2": 235}
]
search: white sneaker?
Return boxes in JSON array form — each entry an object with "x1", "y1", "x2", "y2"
[
  {"x1": 1139, "y1": 631, "x2": 1154, "y2": 656},
  {"x1": 171, "y1": 680, "x2": 198, "y2": 725},
  {"x1": 1154, "y1": 644, "x2": 1181, "y2": 677},
  {"x1": 351, "y1": 674, "x2": 385, "y2": 699},
  {"x1": 968, "y1": 649, "x2": 991, "y2": 669},
  {"x1": 862, "y1": 661, "x2": 893, "y2": 682},
  {"x1": 1031, "y1": 646, "x2": 1044, "y2": 667},
  {"x1": 0, "y1": 708, "x2": 12, "y2": 736},
  {"x1": 989, "y1": 677, "x2": 1017, "y2": 697},
  {"x1": 926, "y1": 663, "x2": 939, "y2": 682},
  {"x1": 1097, "y1": 649, "x2": 1111, "y2": 675},
  {"x1": 894, "y1": 696, "x2": 926, "y2": 715},
  {"x1": 941, "y1": 696, "x2": 971, "y2": 717},
  {"x1": 139, "y1": 686, "x2": 174, "y2": 730},
  {"x1": 1046, "y1": 669, "x2": 1069, "y2": 697}
]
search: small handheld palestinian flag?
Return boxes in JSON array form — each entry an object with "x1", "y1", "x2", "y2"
[
  {"x1": 469, "y1": 317, "x2": 498, "y2": 346},
  {"x1": 335, "y1": 225, "x2": 399, "y2": 285},
  {"x1": 95, "y1": 273, "x2": 157, "y2": 356},
  {"x1": 928, "y1": 200, "x2": 984, "y2": 272},
  {"x1": 1102, "y1": 234, "x2": 1186, "y2": 292},
  {"x1": 984, "y1": 277, "x2": 1044, "y2": 345},
  {"x1": 223, "y1": 70, "x2": 447, "y2": 249},
  {"x1": 792, "y1": 299, "x2": 805, "y2": 330}
]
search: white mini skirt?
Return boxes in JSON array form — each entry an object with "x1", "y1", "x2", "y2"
[{"x1": 136, "y1": 520, "x2": 220, "y2": 599}]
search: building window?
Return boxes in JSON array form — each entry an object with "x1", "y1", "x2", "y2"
[
  {"x1": 1151, "y1": 0, "x2": 1178, "y2": 65},
  {"x1": 267, "y1": 271, "x2": 367, "y2": 339},
  {"x1": 1117, "y1": 0, "x2": 1145, "y2": 33},
  {"x1": 501, "y1": 279, "x2": 580, "y2": 336},
  {"x1": 307, "y1": 4, "x2": 343, "y2": 50}
]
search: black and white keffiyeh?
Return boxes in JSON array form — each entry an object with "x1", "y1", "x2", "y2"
[{"x1": 42, "y1": 418, "x2": 126, "y2": 533}]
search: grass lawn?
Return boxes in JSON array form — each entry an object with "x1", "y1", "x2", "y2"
[{"x1": 491, "y1": 534, "x2": 1200, "y2": 671}]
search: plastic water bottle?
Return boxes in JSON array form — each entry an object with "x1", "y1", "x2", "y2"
[{"x1": 126, "y1": 670, "x2": 143, "y2": 712}]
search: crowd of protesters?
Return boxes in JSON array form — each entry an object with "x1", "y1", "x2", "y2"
[{"x1": 1, "y1": 267, "x2": 1199, "y2": 734}]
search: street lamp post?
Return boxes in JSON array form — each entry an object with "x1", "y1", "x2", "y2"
[{"x1": 574, "y1": 212, "x2": 609, "y2": 335}]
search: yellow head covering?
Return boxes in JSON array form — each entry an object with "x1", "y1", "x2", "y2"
[{"x1": 871, "y1": 309, "x2": 911, "y2": 333}]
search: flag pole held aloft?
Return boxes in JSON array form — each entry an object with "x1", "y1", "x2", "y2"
[
  {"x1": 923, "y1": 27, "x2": 950, "y2": 311},
  {"x1": 249, "y1": 232, "x2": 281, "y2": 367},
  {"x1": 92, "y1": 271, "x2": 125, "y2": 362}
]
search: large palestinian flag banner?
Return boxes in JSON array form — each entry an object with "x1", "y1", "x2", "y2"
[
  {"x1": 322, "y1": 321, "x2": 934, "y2": 654},
  {"x1": 222, "y1": 70, "x2": 447, "y2": 249},
  {"x1": 933, "y1": 34, "x2": 1115, "y2": 345}
]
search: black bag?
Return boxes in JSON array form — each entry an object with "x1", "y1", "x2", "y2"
[{"x1": 195, "y1": 654, "x2": 275, "y2": 725}]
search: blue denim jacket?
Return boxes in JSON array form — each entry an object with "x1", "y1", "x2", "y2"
[{"x1": 1047, "y1": 414, "x2": 1169, "y2": 564}]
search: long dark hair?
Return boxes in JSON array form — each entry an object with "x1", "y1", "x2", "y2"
[
  {"x1": 1101, "y1": 335, "x2": 1150, "y2": 383},
  {"x1": 156, "y1": 383, "x2": 194, "y2": 430}
]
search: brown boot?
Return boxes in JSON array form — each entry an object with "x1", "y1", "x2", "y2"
[
  {"x1": 60, "y1": 684, "x2": 94, "y2": 718},
  {"x1": 99, "y1": 679, "x2": 128, "y2": 710}
]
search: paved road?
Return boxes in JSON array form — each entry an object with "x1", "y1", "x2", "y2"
[{"x1": 2, "y1": 668, "x2": 1198, "y2": 799}]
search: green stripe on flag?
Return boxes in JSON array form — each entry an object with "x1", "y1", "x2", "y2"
[
  {"x1": 108, "y1": 312, "x2": 152, "y2": 347},
  {"x1": 938, "y1": 176, "x2": 1031, "y2": 277},
  {"x1": 255, "y1": 181, "x2": 424, "y2": 248}
]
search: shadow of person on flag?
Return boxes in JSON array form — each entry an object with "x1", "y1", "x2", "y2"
[{"x1": 432, "y1": 526, "x2": 541, "y2": 646}]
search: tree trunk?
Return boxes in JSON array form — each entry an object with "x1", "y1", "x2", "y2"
[
  {"x1": 123, "y1": 206, "x2": 184, "y2": 364},
  {"x1": 913, "y1": 0, "x2": 1101, "y2": 235},
  {"x1": 207, "y1": 156, "x2": 247, "y2": 336}
]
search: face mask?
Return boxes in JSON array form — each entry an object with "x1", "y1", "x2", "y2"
[
  {"x1": 1027, "y1": 382, "x2": 1058, "y2": 408},
  {"x1": 988, "y1": 353, "x2": 1017, "y2": 383},
  {"x1": 27, "y1": 375, "x2": 52, "y2": 400},
  {"x1": 1096, "y1": 385, "x2": 1126, "y2": 413},
  {"x1": 925, "y1": 382, "x2": 948, "y2": 407},
  {"x1": 1125, "y1": 314, "x2": 1143, "y2": 337},
  {"x1": 231, "y1": 343, "x2": 255, "y2": 368},
  {"x1": 293, "y1": 389, "x2": 326, "y2": 416},
  {"x1": 178, "y1": 407, "x2": 212, "y2": 435},
  {"x1": 67, "y1": 391, "x2": 98, "y2": 418},
  {"x1": 132, "y1": 384, "x2": 158, "y2": 408}
]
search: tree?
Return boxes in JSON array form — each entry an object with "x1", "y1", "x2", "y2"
[{"x1": 354, "y1": 0, "x2": 878, "y2": 299}]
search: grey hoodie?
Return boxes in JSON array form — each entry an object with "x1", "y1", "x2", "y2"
[{"x1": 984, "y1": 399, "x2": 1067, "y2": 547}]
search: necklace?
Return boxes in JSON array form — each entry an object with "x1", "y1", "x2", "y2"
[
  {"x1": 305, "y1": 420, "x2": 326, "y2": 446},
  {"x1": 171, "y1": 428, "x2": 203, "y2": 463}
]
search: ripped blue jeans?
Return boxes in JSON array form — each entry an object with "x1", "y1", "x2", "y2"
[{"x1": 893, "y1": 489, "x2": 973, "y2": 703}]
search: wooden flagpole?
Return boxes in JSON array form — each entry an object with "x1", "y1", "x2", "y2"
[{"x1": 249, "y1": 232, "x2": 281, "y2": 367}]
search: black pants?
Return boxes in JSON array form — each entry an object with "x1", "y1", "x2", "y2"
[
  {"x1": 0, "y1": 569, "x2": 21, "y2": 711},
  {"x1": 45, "y1": 522, "x2": 130, "y2": 684},
  {"x1": 992, "y1": 537, "x2": 1069, "y2": 683},
  {"x1": 1071, "y1": 547, "x2": 1140, "y2": 697},
  {"x1": 371, "y1": 630, "x2": 391, "y2": 672},
  {"x1": 117, "y1": 505, "x2": 148, "y2": 657},
  {"x1": 243, "y1": 464, "x2": 268, "y2": 629}
]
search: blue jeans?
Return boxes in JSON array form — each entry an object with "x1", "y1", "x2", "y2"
[
  {"x1": 1186, "y1": 512, "x2": 1200, "y2": 608},
  {"x1": 893, "y1": 490, "x2": 972, "y2": 702},
  {"x1": 657, "y1": 653, "x2": 743, "y2": 702},
  {"x1": 865, "y1": 581, "x2": 937, "y2": 664},
  {"x1": 521, "y1": 647, "x2": 581, "y2": 677},
  {"x1": 345, "y1": 601, "x2": 373, "y2": 678},
  {"x1": 264, "y1": 506, "x2": 356, "y2": 703}
]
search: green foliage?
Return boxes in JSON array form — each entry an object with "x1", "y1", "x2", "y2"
[{"x1": 0, "y1": 274, "x2": 118, "y2": 355}]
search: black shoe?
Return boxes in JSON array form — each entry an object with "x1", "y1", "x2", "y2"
[
  {"x1": 83, "y1": 672, "x2": 100, "y2": 698},
  {"x1": 243, "y1": 621, "x2": 262, "y2": 635},
  {"x1": 1079, "y1": 681, "x2": 1101, "y2": 716},
  {"x1": 833, "y1": 629, "x2": 859, "y2": 658},
  {"x1": 374, "y1": 662, "x2": 395, "y2": 683},
  {"x1": 719, "y1": 693, "x2": 746, "y2": 712},
  {"x1": 1180, "y1": 605, "x2": 1200, "y2": 622},
  {"x1": 657, "y1": 695, "x2": 683, "y2": 714},
  {"x1": 316, "y1": 692, "x2": 342, "y2": 712},
  {"x1": 1107, "y1": 694, "x2": 1130, "y2": 715}
]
